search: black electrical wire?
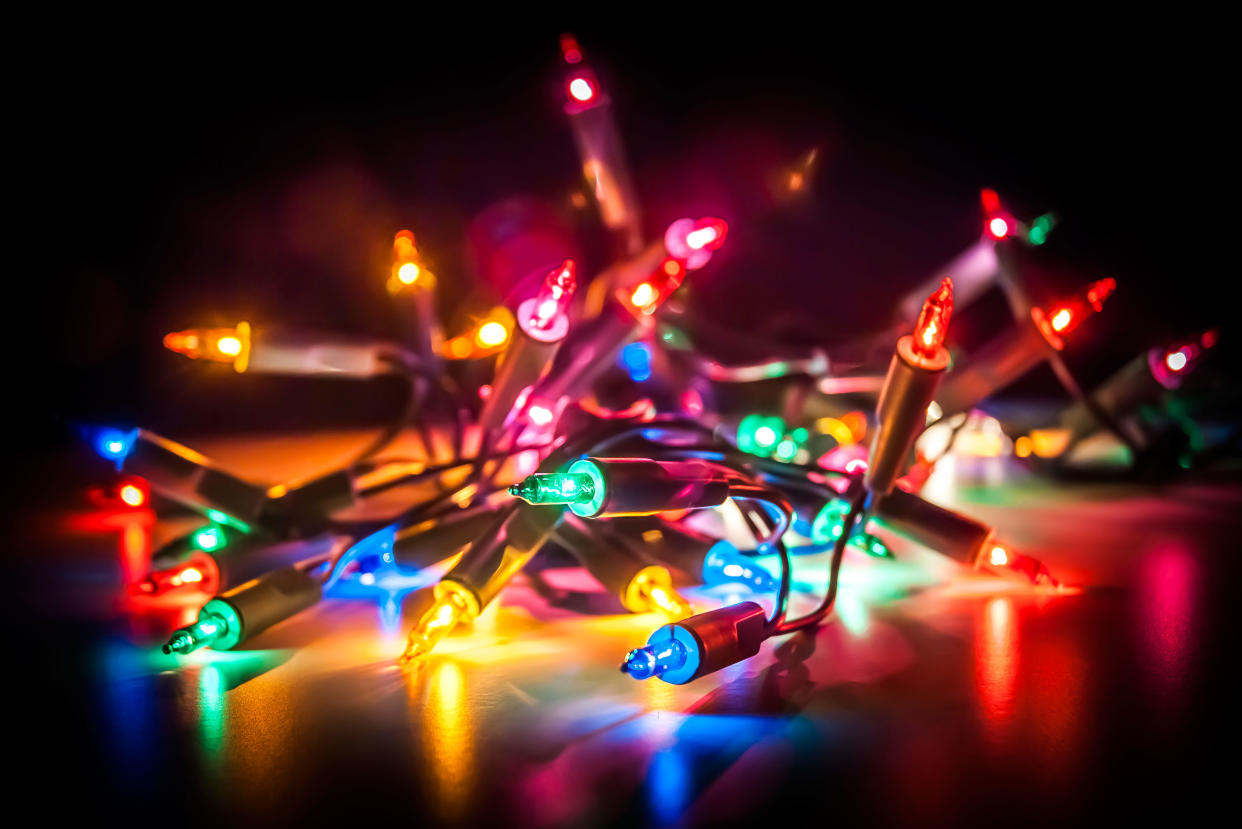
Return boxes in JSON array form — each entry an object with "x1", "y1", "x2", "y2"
[{"x1": 772, "y1": 485, "x2": 867, "y2": 636}]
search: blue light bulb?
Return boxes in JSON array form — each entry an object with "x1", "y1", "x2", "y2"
[
  {"x1": 323, "y1": 525, "x2": 397, "y2": 591},
  {"x1": 94, "y1": 427, "x2": 138, "y2": 470},
  {"x1": 621, "y1": 639, "x2": 688, "y2": 681},
  {"x1": 619, "y1": 341, "x2": 653, "y2": 383},
  {"x1": 702, "y1": 542, "x2": 779, "y2": 593}
]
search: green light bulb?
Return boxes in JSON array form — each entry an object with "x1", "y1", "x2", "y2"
[
  {"x1": 162, "y1": 599, "x2": 243, "y2": 655},
  {"x1": 1028, "y1": 213, "x2": 1055, "y2": 246},
  {"x1": 737, "y1": 414, "x2": 787, "y2": 457},
  {"x1": 509, "y1": 472, "x2": 597, "y2": 506},
  {"x1": 164, "y1": 613, "x2": 228, "y2": 654},
  {"x1": 811, "y1": 501, "x2": 850, "y2": 543},
  {"x1": 774, "y1": 438, "x2": 799, "y2": 462},
  {"x1": 193, "y1": 525, "x2": 225, "y2": 552},
  {"x1": 851, "y1": 533, "x2": 891, "y2": 558}
]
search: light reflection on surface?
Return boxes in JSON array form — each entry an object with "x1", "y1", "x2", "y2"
[
  {"x1": 974, "y1": 597, "x2": 1017, "y2": 749},
  {"x1": 199, "y1": 664, "x2": 226, "y2": 778},
  {"x1": 118, "y1": 518, "x2": 151, "y2": 586},
  {"x1": 1137, "y1": 544, "x2": 1198, "y2": 724},
  {"x1": 420, "y1": 659, "x2": 475, "y2": 821}
]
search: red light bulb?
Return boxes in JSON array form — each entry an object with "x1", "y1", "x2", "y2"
[
  {"x1": 980, "y1": 188, "x2": 1002, "y2": 216},
  {"x1": 118, "y1": 482, "x2": 147, "y2": 508},
  {"x1": 568, "y1": 77, "x2": 595, "y2": 103},
  {"x1": 623, "y1": 258, "x2": 687, "y2": 316},
  {"x1": 664, "y1": 217, "x2": 728, "y2": 271},
  {"x1": 911, "y1": 277, "x2": 954, "y2": 360},
  {"x1": 528, "y1": 260, "x2": 577, "y2": 333},
  {"x1": 1033, "y1": 278, "x2": 1116, "y2": 349},
  {"x1": 981, "y1": 189, "x2": 1013, "y2": 240},
  {"x1": 560, "y1": 33, "x2": 583, "y2": 64},
  {"x1": 129, "y1": 553, "x2": 219, "y2": 597}
]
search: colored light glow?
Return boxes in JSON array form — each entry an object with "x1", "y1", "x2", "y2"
[
  {"x1": 193, "y1": 525, "x2": 225, "y2": 552},
  {"x1": 685, "y1": 226, "x2": 720, "y2": 250},
  {"x1": 980, "y1": 188, "x2": 1002, "y2": 215},
  {"x1": 1014, "y1": 436, "x2": 1033, "y2": 458},
  {"x1": 811, "y1": 501, "x2": 850, "y2": 542},
  {"x1": 568, "y1": 77, "x2": 595, "y2": 102},
  {"x1": 975, "y1": 596, "x2": 1018, "y2": 747},
  {"x1": 216, "y1": 336, "x2": 242, "y2": 356},
  {"x1": 1028, "y1": 213, "x2": 1056, "y2": 246},
  {"x1": 164, "y1": 605, "x2": 236, "y2": 655},
  {"x1": 773, "y1": 438, "x2": 798, "y2": 462},
  {"x1": 527, "y1": 404, "x2": 554, "y2": 427},
  {"x1": 95, "y1": 427, "x2": 138, "y2": 467},
  {"x1": 391, "y1": 230, "x2": 434, "y2": 292},
  {"x1": 911, "y1": 276, "x2": 954, "y2": 360},
  {"x1": 164, "y1": 322, "x2": 251, "y2": 372},
  {"x1": 987, "y1": 217, "x2": 1010, "y2": 240},
  {"x1": 619, "y1": 341, "x2": 653, "y2": 383},
  {"x1": 703, "y1": 543, "x2": 779, "y2": 593},
  {"x1": 629, "y1": 567, "x2": 693, "y2": 619},
  {"x1": 178, "y1": 567, "x2": 204, "y2": 585},
  {"x1": 476, "y1": 321, "x2": 509, "y2": 348},
  {"x1": 622, "y1": 639, "x2": 688, "y2": 681},
  {"x1": 989, "y1": 545, "x2": 1009, "y2": 567},
  {"x1": 630, "y1": 282, "x2": 656, "y2": 308},
  {"x1": 131, "y1": 552, "x2": 218, "y2": 597},
  {"x1": 1165, "y1": 349, "x2": 1189, "y2": 372},
  {"x1": 118, "y1": 482, "x2": 146, "y2": 507},
  {"x1": 736, "y1": 413, "x2": 788, "y2": 457},
  {"x1": 664, "y1": 217, "x2": 728, "y2": 271},
  {"x1": 560, "y1": 33, "x2": 583, "y2": 64},
  {"x1": 528, "y1": 260, "x2": 577, "y2": 333},
  {"x1": 1030, "y1": 428, "x2": 1071, "y2": 458},
  {"x1": 844, "y1": 458, "x2": 868, "y2": 474},
  {"x1": 398, "y1": 262, "x2": 421, "y2": 285},
  {"x1": 815, "y1": 417, "x2": 856, "y2": 446},
  {"x1": 622, "y1": 257, "x2": 688, "y2": 317},
  {"x1": 399, "y1": 584, "x2": 477, "y2": 663},
  {"x1": 422, "y1": 658, "x2": 475, "y2": 821},
  {"x1": 1033, "y1": 278, "x2": 1116, "y2": 349},
  {"x1": 509, "y1": 471, "x2": 596, "y2": 505}
]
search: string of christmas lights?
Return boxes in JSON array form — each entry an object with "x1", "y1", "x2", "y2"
[{"x1": 75, "y1": 34, "x2": 1228, "y2": 689}]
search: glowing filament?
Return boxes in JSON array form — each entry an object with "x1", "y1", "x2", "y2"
[
  {"x1": 476, "y1": 321, "x2": 509, "y2": 348},
  {"x1": 569, "y1": 77, "x2": 595, "y2": 102},
  {"x1": 118, "y1": 483, "x2": 146, "y2": 507},
  {"x1": 527, "y1": 260, "x2": 577, "y2": 332},
  {"x1": 628, "y1": 567, "x2": 692, "y2": 619},
  {"x1": 400, "y1": 586, "x2": 477, "y2": 663},
  {"x1": 910, "y1": 276, "x2": 954, "y2": 360}
]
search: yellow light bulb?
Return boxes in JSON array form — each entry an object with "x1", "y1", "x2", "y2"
[
  {"x1": 630, "y1": 282, "x2": 656, "y2": 309},
  {"x1": 398, "y1": 262, "x2": 420, "y2": 285},
  {"x1": 400, "y1": 584, "x2": 478, "y2": 664},
  {"x1": 624, "y1": 566, "x2": 692, "y2": 619},
  {"x1": 476, "y1": 321, "x2": 509, "y2": 348},
  {"x1": 216, "y1": 336, "x2": 242, "y2": 356}
]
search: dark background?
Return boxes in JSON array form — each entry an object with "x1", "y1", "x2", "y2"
[
  {"x1": 11, "y1": 19, "x2": 1240, "y2": 826},
  {"x1": 24, "y1": 18, "x2": 1231, "y2": 445}
]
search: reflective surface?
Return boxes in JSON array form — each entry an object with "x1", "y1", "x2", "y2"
[{"x1": 16, "y1": 433, "x2": 1240, "y2": 825}]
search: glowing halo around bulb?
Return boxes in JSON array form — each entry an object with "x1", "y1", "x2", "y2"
[
  {"x1": 476, "y1": 321, "x2": 509, "y2": 348},
  {"x1": 568, "y1": 77, "x2": 595, "y2": 102}
]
